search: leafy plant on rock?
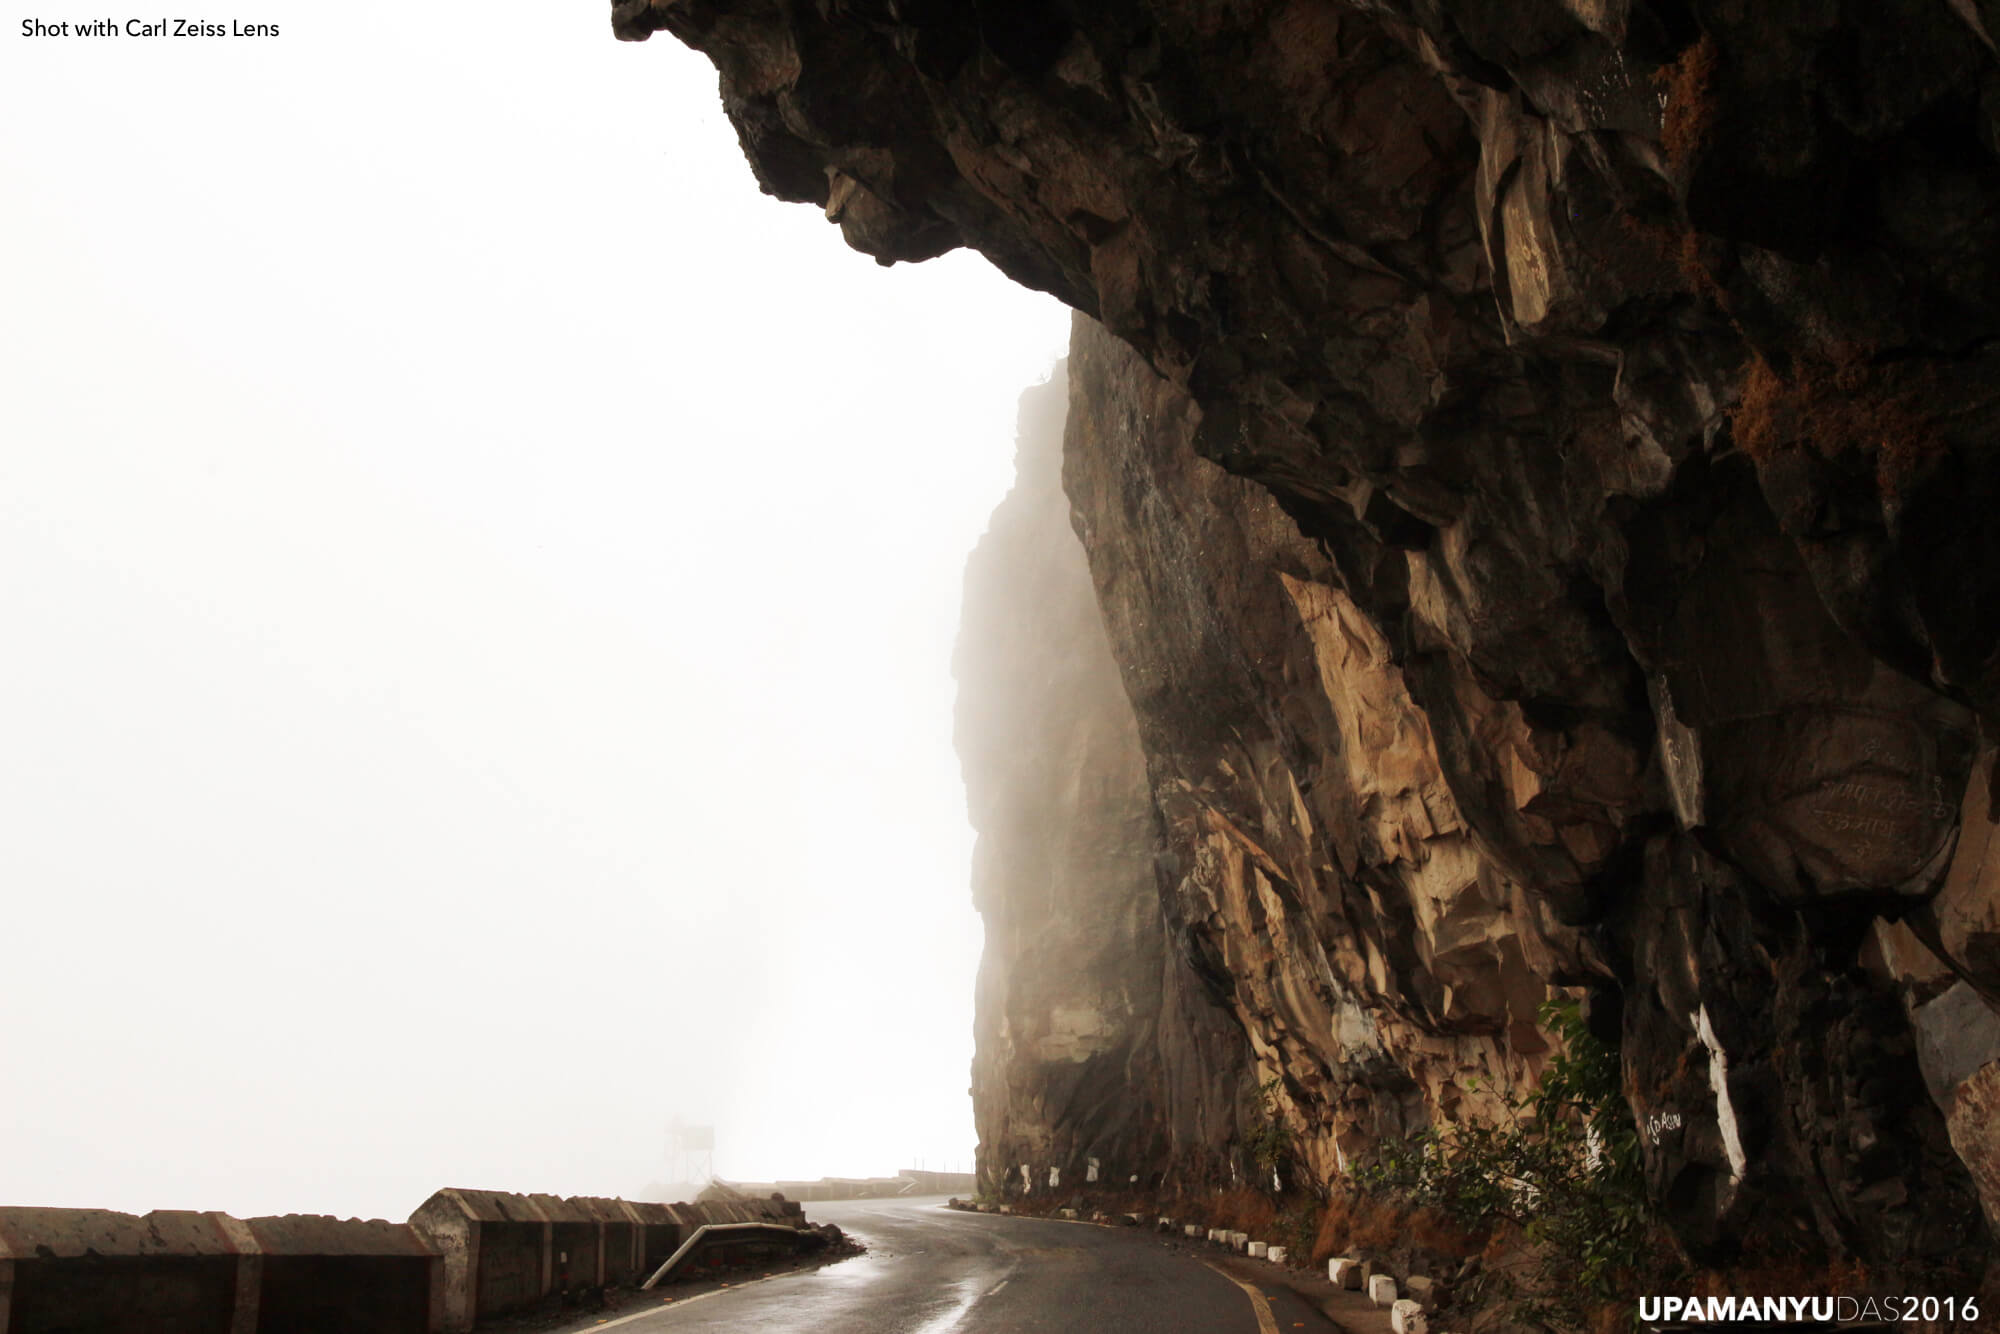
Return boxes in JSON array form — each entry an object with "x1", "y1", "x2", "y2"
[
  {"x1": 1243, "y1": 1075, "x2": 1296, "y2": 1193},
  {"x1": 1351, "y1": 999, "x2": 1657, "y2": 1331}
]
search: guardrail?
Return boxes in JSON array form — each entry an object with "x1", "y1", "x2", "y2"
[
  {"x1": 638, "y1": 1221, "x2": 809, "y2": 1288},
  {"x1": 715, "y1": 1171, "x2": 976, "y2": 1201},
  {"x1": 0, "y1": 1190, "x2": 813, "y2": 1334},
  {"x1": 409, "y1": 1189, "x2": 808, "y2": 1332}
]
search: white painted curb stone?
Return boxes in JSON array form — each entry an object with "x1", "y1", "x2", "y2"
[
  {"x1": 1184, "y1": 1224, "x2": 1203, "y2": 1238},
  {"x1": 1391, "y1": 1298, "x2": 1428, "y2": 1334},
  {"x1": 1329, "y1": 1256, "x2": 1363, "y2": 1289},
  {"x1": 1368, "y1": 1273, "x2": 1399, "y2": 1306},
  {"x1": 1247, "y1": 1241, "x2": 1268, "y2": 1258},
  {"x1": 1267, "y1": 1246, "x2": 1288, "y2": 1264}
]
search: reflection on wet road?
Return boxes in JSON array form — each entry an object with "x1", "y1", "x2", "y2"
[{"x1": 573, "y1": 1196, "x2": 1341, "y2": 1334}]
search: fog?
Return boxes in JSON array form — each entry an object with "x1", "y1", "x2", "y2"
[{"x1": 0, "y1": 5, "x2": 1068, "y2": 1221}]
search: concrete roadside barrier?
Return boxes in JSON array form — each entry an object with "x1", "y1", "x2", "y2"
[
  {"x1": 527, "y1": 1194, "x2": 600, "y2": 1298},
  {"x1": 244, "y1": 1213, "x2": 441, "y2": 1332},
  {"x1": 1391, "y1": 1297, "x2": 1429, "y2": 1333},
  {"x1": 0, "y1": 1205, "x2": 439, "y2": 1334},
  {"x1": 719, "y1": 1172, "x2": 973, "y2": 1203},
  {"x1": 1247, "y1": 1241, "x2": 1268, "y2": 1258},
  {"x1": 1368, "y1": 1273, "x2": 1399, "y2": 1306},
  {"x1": 1329, "y1": 1256, "x2": 1363, "y2": 1288},
  {"x1": 1267, "y1": 1245, "x2": 1287, "y2": 1264},
  {"x1": 411, "y1": 1187, "x2": 556, "y2": 1330},
  {"x1": 2, "y1": 1189, "x2": 814, "y2": 1334},
  {"x1": 1183, "y1": 1224, "x2": 1203, "y2": 1238},
  {"x1": 571, "y1": 1197, "x2": 643, "y2": 1287},
  {"x1": 412, "y1": 1189, "x2": 804, "y2": 1331}
]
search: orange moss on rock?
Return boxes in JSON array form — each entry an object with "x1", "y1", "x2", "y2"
[
  {"x1": 1731, "y1": 353, "x2": 1790, "y2": 460},
  {"x1": 1309, "y1": 1191, "x2": 1485, "y2": 1263},
  {"x1": 1211, "y1": 1187, "x2": 1279, "y2": 1235},
  {"x1": 1728, "y1": 346, "x2": 1943, "y2": 491},
  {"x1": 1656, "y1": 35, "x2": 1720, "y2": 176}
]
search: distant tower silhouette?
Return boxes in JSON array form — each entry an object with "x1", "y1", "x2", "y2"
[{"x1": 666, "y1": 1120, "x2": 715, "y2": 1185}]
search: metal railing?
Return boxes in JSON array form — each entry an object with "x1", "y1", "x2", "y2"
[{"x1": 638, "y1": 1221, "x2": 807, "y2": 1290}]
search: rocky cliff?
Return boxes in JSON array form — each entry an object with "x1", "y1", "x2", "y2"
[
  {"x1": 614, "y1": 0, "x2": 2000, "y2": 1271},
  {"x1": 955, "y1": 370, "x2": 1254, "y2": 1198}
]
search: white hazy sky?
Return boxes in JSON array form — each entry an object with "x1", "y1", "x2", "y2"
[{"x1": 0, "y1": 3, "x2": 1070, "y2": 1221}]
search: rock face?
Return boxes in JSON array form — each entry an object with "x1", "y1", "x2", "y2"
[
  {"x1": 1060, "y1": 314, "x2": 1585, "y2": 1180},
  {"x1": 618, "y1": 0, "x2": 2000, "y2": 1269},
  {"x1": 955, "y1": 372, "x2": 1254, "y2": 1197}
]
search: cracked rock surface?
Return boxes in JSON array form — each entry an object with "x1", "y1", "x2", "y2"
[{"x1": 618, "y1": 0, "x2": 2000, "y2": 1267}]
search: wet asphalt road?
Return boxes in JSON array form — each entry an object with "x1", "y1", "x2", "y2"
[{"x1": 578, "y1": 1196, "x2": 1344, "y2": 1334}]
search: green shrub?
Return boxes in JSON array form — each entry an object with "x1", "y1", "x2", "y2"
[
  {"x1": 1352, "y1": 999, "x2": 1657, "y2": 1330},
  {"x1": 1244, "y1": 1076, "x2": 1296, "y2": 1192}
]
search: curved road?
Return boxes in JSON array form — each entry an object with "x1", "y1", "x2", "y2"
[{"x1": 576, "y1": 1196, "x2": 1345, "y2": 1334}]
